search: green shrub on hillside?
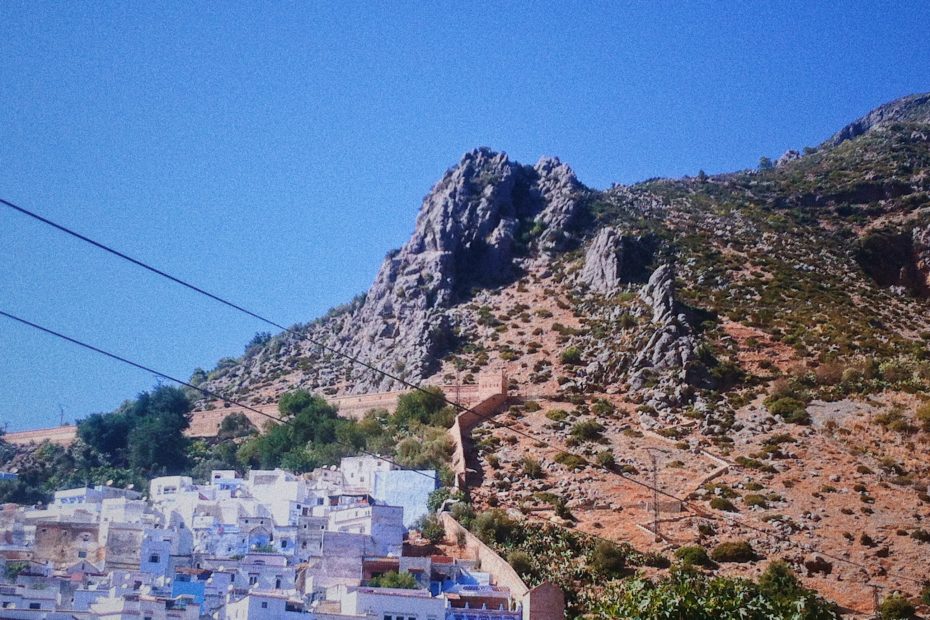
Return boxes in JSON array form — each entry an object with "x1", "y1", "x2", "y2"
[
  {"x1": 710, "y1": 541, "x2": 755, "y2": 563},
  {"x1": 765, "y1": 397, "x2": 811, "y2": 425},
  {"x1": 554, "y1": 452, "x2": 587, "y2": 470},
  {"x1": 879, "y1": 593, "x2": 915, "y2": 619},
  {"x1": 560, "y1": 346, "x2": 583, "y2": 365},
  {"x1": 570, "y1": 419, "x2": 604, "y2": 442},
  {"x1": 675, "y1": 545, "x2": 713, "y2": 568}
]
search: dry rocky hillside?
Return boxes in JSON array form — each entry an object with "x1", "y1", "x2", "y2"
[{"x1": 195, "y1": 93, "x2": 930, "y2": 614}]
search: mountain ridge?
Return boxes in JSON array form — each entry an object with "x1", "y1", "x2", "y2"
[{"x1": 198, "y1": 92, "x2": 930, "y2": 413}]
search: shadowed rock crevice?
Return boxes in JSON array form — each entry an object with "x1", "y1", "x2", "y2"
[
  {"x1": 578, "y1": 228, "x2": 657, "y2": 294},
  {"x1": 855, "y1": 222, "x2": 930, "y2": 298}
]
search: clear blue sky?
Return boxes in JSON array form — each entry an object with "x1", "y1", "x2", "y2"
[{"x1": 2, "y1": 3, "x2": 929, "y2": 431}]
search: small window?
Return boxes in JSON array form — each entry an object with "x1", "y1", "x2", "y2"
[
  {"x1": 261, "y1": 602, "x2": 268, "y2": 609},
  {"x1": 77, "y1": 551, "x2": 87, "y2": 558},
  {"x1": 149, "y1": 554, "x2": 160, "y2": 563},
  {"x1": 384, "y1": 616, "x2": 392, "y2": 620},
  {"x1": 29, "y1": 603, "x2": 41, "y2": 610}
]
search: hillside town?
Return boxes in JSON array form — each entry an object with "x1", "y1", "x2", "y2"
[{"x1": 0, "y1": 456, "x2": 553, "y2": 620}]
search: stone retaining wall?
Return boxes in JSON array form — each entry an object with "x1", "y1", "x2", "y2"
[{"x1": 439, "y1": 513, "x2": 565, "y2": 620}]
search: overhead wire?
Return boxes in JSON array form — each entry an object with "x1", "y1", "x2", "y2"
[
  {"x1": 0, "y1": 309, "x2": 436, "y2": 483},
  {"x1": 1, "y1": 197, "x2": 923, "y2": 588}
]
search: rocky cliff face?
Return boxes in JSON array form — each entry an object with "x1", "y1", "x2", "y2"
[
  {"x1": 855, "y1": 217, "x2": 930, "y2": 298},
  {"x1": 205, "y1": 148, "x2": 588, "y2": 395},
  {"x1": 826, "y1": 91, "x2": 930, "y2": 147},
  {"x1": 578, "y1": 228, "x2": 656, "y2": 294},
  {"x1": 337, "y1": 148, "x2": 587, "y2": 390}
]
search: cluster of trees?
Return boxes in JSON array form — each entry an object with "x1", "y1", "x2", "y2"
[
  {"x1": 78, "y1": 385, "x2": 192, "y2": 476},
  {"x1": 236, "y1": 386, "x2": 455, "y2": 480},
  {"x1": 0, "y1": 385, "x2": 193, "y2": 503},
  {"x1": 0, "y1": 384, "x2": 457, "y2": 506},
  {"x1": 592, "y1": 563, "x2": 839, "y2": 619}
]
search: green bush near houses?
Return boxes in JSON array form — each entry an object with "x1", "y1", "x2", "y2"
[{"x1": 369, "y1": 571, "x2": 418, "y2": 589}]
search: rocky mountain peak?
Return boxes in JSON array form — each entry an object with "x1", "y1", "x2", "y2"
[
  {"x1": 531, "y1": 156, "x2": 587, "y2": 251},
  {"x1": 826, "y1": 91, "x2": 930, "y2": 147},
  {"x1": 315, "y1": 148, "x2": 589, "y2": 391}
]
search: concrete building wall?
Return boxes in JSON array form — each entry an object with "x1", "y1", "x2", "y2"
[
  {"x1": 339, "y1": 456, "x2": 394, "y2": 492},
  {"x1": 523, "y1": 582, "x2": 565, "y2": 620},
  {"x1": 343, "y1": 587, "x2": 445, "y2": 619},
  {"x1": 100, "y1": 522, "x2": 144, "y2": 569},
  {"x1": 33, "y1": 522, "x2": 101, "y2": 569},
  {"x1": 372, "y1": 471, "x2": 436, "y2": 528}
]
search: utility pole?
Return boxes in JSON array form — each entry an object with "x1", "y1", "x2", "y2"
[
  {"x1": 646, "y1": 448, "x2": 669, "y2": 543},
  {"x1": 58, "y1": 404, "x2": 65, "y2": 426}
]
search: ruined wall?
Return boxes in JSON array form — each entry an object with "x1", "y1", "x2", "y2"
[
  {"x1": 4, "y1": 425, "x2": 77, "y2": 446},
  {"x1": 449, "y1": 393, "x2": 510, "y2": 488},
  {"x1": 100, "y1": 522, "x2": 144, "y2": 570}
]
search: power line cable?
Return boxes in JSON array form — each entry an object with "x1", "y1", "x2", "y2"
[
  {"x1": 0, "y1": 198, "x2": 688, "y2": 495},
  {"x1": 0, "y1": 309, "x2": 436, "y2": 483},
  {"x1": 2, "y1": 198, "x2": 923, "y2": 587}
]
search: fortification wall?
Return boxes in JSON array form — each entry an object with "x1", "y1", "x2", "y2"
[
  {"x1": 5, "y1": 370, "x2": 508, "y2": 447},
  {"x1": 449, "y1": 392, "x2": 510, "y2": 488},
  {"x1": 438, "y1": 513, "x2": 564, "y2": 620},
  {"x1": 5, "y1": 425, "x2": 77, "y2": 446},
  {"x1": 439, "y1": 512, "x2": 529, "y2": 599}
]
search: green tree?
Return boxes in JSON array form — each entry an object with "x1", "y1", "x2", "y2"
[
  {"x1": 472, "y1": 509, "x2": 517, "y2": 545},
  {"x1": 416, "y1": 513, "x2": 445, "y2": 544},
  {"x1": 590, "y1": 540, "x2": 627, "y2": 577},
  {"x1": 238, "y1": 390, "x2": 349, "y2": 472},
  {"x1": 78, "y1": 386, "x2": 191, "y2": 475},
  {"x1": 218, "y1": 412, "x2": 256, "y2": 439},
  {"x1": 369, "y1": 570, "x2": 418, "y2": 589},
  {"x1": 758, "y1": 560, "x2": 804, "y2": 602},
  {"x1": 393, "y1": 387, "x2": 454, "y2": 428}
]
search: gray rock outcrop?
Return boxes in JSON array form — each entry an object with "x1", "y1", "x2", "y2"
[
  {"x1": 531, "y1": 156, "x2": 587, "y2": 252},
  {"x1": 627, "y1": 264, "x2": 713, "y2": 415},
  {"x1": 578, "y1": 228, "x2": 656, "y2": 294},
  {"x1": 221, "y1": 148, "x2": 589, "y2": 394},
  {"x1": 776, "y1": 150, "x2": 801, "y2": 167},
  {"x1": 629, "y1": 265, "x2": 700, "y2": 386},
  {"x1": 826, "y1": 92, "x2": 930, "y2": 148}
]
